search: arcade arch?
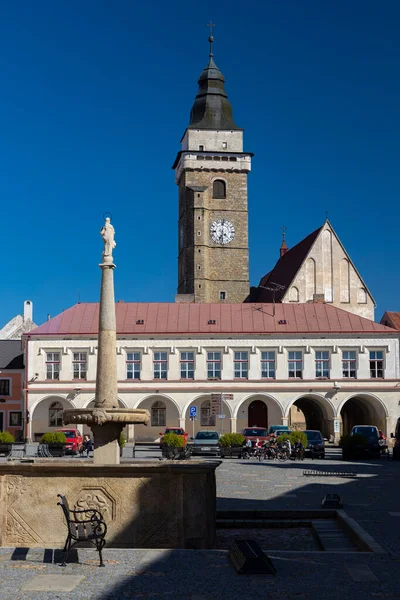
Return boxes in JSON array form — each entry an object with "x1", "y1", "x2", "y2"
[
  {"x1": 30, "y1": 395, "x2": 76, "y2": 442},
  {"x1": 339, "y1": 394, "x2": 388, "y2": 435},
  {"x1": 134, "y1": 394, "x2": 180, "y2": 442},
  {"x1": 235, "y1": 394, "x2": 284, "y2": 433},
  {"x1": 184, "y1": 395, "x2": 233, "y2": 437},
  {"x1": 287, "y1": 394, "x2": 335, "y2": 438}
]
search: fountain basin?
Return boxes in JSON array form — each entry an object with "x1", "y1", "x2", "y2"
[{"x1": 0, "y1": 460, "x2": 220, "y2": 549}]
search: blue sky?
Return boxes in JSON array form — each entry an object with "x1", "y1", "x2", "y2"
[{"x1": 1, "y1": 0, "x2": 399, "y2": 327}]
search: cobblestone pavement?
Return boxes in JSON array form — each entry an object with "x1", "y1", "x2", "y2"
[{"x1": 1, "y1": 447, "x2": 400, "y2": 599}]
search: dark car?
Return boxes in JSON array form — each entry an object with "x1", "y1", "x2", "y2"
[
  {"x1": 391, "y1": 417, "x2": 400, "y2": 461},
  {"x1": 268, "y1": 425, "x2": 290, "y2": 436},
  {"x1": 351, "y1": 425, "x2": 381, "y2": 458},
  {"x1": 191, "y1": 431, "x2": 220, "y2": 456},
  {"x1": 304, "y1": 430, "x2": 325, "y2": 458}
]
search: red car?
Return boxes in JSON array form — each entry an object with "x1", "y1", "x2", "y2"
[
  {"x1": 159, "y1": 427, "x2": 188, "y2": 448},
  {"x1": 242, "y1": 427, "x2": 269, "y2": 446},
  {"x1": 56, "y1": 428, "x2": 83, "y2": 455}
]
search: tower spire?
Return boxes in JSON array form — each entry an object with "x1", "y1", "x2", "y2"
[
  {"x1": 280, "y1": 225, "x2": 288, "y2": 258},
  {"x1": 207, "y1": 20, "x2": 215, "y2": 57}
]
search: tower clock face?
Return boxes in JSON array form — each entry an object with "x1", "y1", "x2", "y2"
[{"x1": 210, "y1": 219, "x2": 235, "y2": 245}]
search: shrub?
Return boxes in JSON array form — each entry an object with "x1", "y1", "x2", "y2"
[
  {"x1": 41, "y1": 432, "x2": 66, "y2": 444},
  {"x1": 219, "y1": 433, "x2": 246, "y2": 447},
  {"x1": 162, "y1": 433, "x2": 185, "y2": 448},
  {"x1": 289, "y1": 431, "x2": 308, "y2": 447},
  {"x1": 119, "y1": 432, "x2": 126, "y2": 447},
  {"x1": 276, "y1": 433, "x2": 290, "y2": 443},
  {"x1": 0, "y1": 432, "x2": 15, "y2": 444}
]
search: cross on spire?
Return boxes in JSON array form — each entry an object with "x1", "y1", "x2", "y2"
[
  {"x1": 207, "y1": 20, "x2": 215, "y2": 56},
  {"x1": 281, "y1": 225, "x2": 286, "y2": 241}
]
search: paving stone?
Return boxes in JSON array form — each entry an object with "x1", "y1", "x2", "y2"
[
  {"x1": 345, "y1": 565, "x2": 379, "y2": 582},
  {"x1": 21, "y1": 574, "x2": 85, "y2": 591}
]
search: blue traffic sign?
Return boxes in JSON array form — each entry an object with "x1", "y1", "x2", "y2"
[{"x1": 190, "y1": 406, "x2": 197, "y2": 417}]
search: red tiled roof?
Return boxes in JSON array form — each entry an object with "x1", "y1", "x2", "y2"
[
  {"x1": 246, "y1": 226, "x2": 322, "y2": 302},
  {"x1": 380, "y1": 311, "x2": 400, "y2": 330},
  {"x1": 27, "y1": 303, "x2": 396, "y2": 336}
]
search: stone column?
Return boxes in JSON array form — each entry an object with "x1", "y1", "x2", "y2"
[
  {"x1": 282, "y1": 417, "x2": 289, "y2": 427},
  {"x1": 230, "y1": 417, "x2": 237, "y2": 433}
]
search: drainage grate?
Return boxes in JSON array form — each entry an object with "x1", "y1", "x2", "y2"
[{"x1": 303, "y1": 470, "x2": 357, "y2": 478}]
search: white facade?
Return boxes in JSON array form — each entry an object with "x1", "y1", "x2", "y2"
[{"x1": 25, "y1": 331, "x2": 400, "y2": 443}]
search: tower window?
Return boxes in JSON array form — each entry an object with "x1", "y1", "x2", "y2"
[
  {"x1": 213, "y1": 179, "x2": 226, "y2": 199},
  {"x1": 199, "y1": 145, "x2": 204, "y2": 151},
  {"x1": 222, "y1": 142, "x2": 227, "y2": 148},
  {"x1": 219, "y1": 291, "x2": 227, "y2": 300}
]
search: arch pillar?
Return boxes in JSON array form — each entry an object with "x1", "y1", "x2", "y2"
[
  {"x1": 126, "y1": 424, "x2": 135, "y2": 442},
  {"x1": 282, "y1": 417, "x2": 289, "y2": 427},
  {"x1": 179, "y1": 417, "x2": 186, "y2": 430},
  {"x1": 230, "y1": 417, "x2": 237, "y2": 433}
]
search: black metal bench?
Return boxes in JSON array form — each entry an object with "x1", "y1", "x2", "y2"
[{"x1": 57, "y1": 494, "x2": 107, "y2": 567}]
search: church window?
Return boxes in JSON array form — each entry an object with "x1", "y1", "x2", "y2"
[
  {"x1": 126, "y1": 352, "x2": 141, "y2": 380},
  {"x1": 198, "y1": 265, "x2": 201, "y2": 270},
  {"x1": 342, "y1": 351, "x2": 356, "y2": 378},
  {"x1": 288, "y1": 286, "x2": 299, "y2": 302},
  {"x1": 49, "y1": 401, "x2": 63, "y2": 427},
  {"x1": 151, "y1": 400, "x2": 166, "y2": 427},
  {"x1": 73, "y1": 352, "x2": 87, "y2": 379},
  {"x1": 0, "y1": 379, "x2": 10, "y2": 396},
  {"x1": 229, "y1": 156, "x2": 237, "y2": 161},
  {"x1": 153, "y1": 352, "x2": 168, "y2": 380},
  {"x1": 369, "y1": 351, "x2": 384, "y2": 378},
  {"x1": 199, "y1": 145, "x2": 204, "y2": 151},
  {"x1": 315, "y1": 351, "x2": 330, "y2": 378},
  {"x1": 46, "y1": 352, "x2": 60, "y2": 380},
  {"x1": 207, "y1": 352, "x2": 221, "y2": 379},
  {"x1": 288, "y1": 351, "x2": 303, "y2": 379},
  {"x1": 213, "y1": 179, "x2": 226, "y2": 199},
  {"x1": 222, "y1": 142, "x2": 227, "y2": 148},
  {"x1": 197, "y1": 231, "x2": 201, "y2": 236},
  {"x1": 201, "y1": 399, "x2": 215, "y2": 427},
  {"x1": 261, "y1": 351, "x2": 276, "y2": 378},
  {"x1": 180, "y1": 351, "x2": 194, "y2": 379},
  {"x1": 234, "y1": 351, "x2": 248, "y2": 379},
  {"x1": 357, "y1": 288, "x2": 367, "y2": 304},
  {"x1": 219, "y1": 291, "x2": 226, "y2": 300}
]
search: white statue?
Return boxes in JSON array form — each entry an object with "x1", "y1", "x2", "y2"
[{"x1": 100, "y1": 217, "x2": 116, "y2": 260}]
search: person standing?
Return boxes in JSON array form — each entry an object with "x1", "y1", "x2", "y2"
[{"x1": 83, "y1": 435, "x2": 93, "y2": 457}]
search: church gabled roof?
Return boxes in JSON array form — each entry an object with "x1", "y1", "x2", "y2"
[
  {"x1": 380, "y1": 311, "x2": 400, "y2": 330},
  {"x1": 246, "y1": 225, "x2": 323, "y2": 302},
  {"x1": 187, "y1": 35, "x2": 240, "y2": 131}
]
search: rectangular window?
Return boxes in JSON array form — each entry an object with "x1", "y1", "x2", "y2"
[
  {"x1": 234, "y1": 351, "x2": 248, "y2": 379},
  {"x1": 9, "y1": 411, "x2": 22, "y2": 427},
  {"x1": 46, "y1": 352, "x2": 60, "y2": 380},
  {"x1": 219, "y1": 291, "x2": 226, "y2": 300},
  {"x1": 180, "y1": 351, "x2": 194, "y2": 379},
  {"x1": 315, "y1": 351, "x2": 330, "y2": 378},
  {"x1": 153, "y1": 351, "x2": 168, "y2": 380},
  {"x1": 288, "y1": 351, "x2": 303, "y2": 378},
  {"x1": 261, "y1": 351, "x2": 276, "y2": 379},
  {"x1": 0, "y1": 379, "x2": 10, "y2": 396},
  {"x1": 72, "y1": 352, "x2": 87, "y2": 379},
  {"x1": 342, "y1": 351, "x2": 357, "y2": 378},
  {"x1": 126, "y1": 352, "x2": 141, "y2": 380},
  {"x1": 207, "y1": 351, "x2": 221, "y2": 379},
  {"x1": 370, "y1": 350, "x2": 384, "y2": 378}
]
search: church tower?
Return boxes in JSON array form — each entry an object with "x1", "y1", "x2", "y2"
[{"x1": 173, "y1": 33, "x2": 252, "y2": 303}]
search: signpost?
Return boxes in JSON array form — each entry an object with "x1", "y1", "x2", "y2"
[{"x1": 190, "y1": 406, "x2": 197, "y2": 439}]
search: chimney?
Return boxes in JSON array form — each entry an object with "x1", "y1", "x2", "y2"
[
  {"x1": 313, "y1": 293, "x2": 325, "y2": 304},
  {"x1": 47, "y1": 314, "x2": 51, "y2": 321},
  {"x1": 23, "y1": 300, "x2": 33, "y2": 322}
]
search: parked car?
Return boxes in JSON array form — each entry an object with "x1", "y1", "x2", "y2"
[
  {"x1": 159, "y1": 427, "x2": 188, "y2": 448},
  {"x1": 242, "y1": 427, "x2": 269, "y2": 445},
  {"x1": 268, "y1": 425, "x2": 290, "y2": 436},
  {"x1": 390, "y1": 417, "x2": 400, "y2": 461},
  {"x1": 304, "y1": 430, "x2": 325, "y2": 458},
  {"x1": 55, "y1": 428, "x2": 83, "y2": 455},
  {"x1": 350, "y1": 425, "x2": 381, "y2": 458},
  {"x1": 274, "y1": 430, "x2": 293, "y2": 439},
  {"x1": 191, "y1": 431, "x2": 220, "y2": 456},
  {"x1": 378, "y1": 430, "x2": 388, "y2": 452}
]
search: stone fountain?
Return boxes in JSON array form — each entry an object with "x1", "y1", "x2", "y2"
[{"x1": 63, "y1": 217, "x2": 150, "y2": 464}]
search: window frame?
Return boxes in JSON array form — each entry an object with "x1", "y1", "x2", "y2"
[
  {"x1": 288, "y1": 350, "x2": 303, "y2": 379},
  {"x1": 72, "y1": 351, "x2": 87, "y2": 380},
  {"x1": 206, "y1": 351, "x2": 222, "y2": 380},
  {"x1": 151, "y1": 400, "x2": 166, "y2": 427},
  {"x1": 369, "y1": 350, "x2": 384, "y2": 379},
  {"x1": 153, "y1": 351, "x2": 168, "y2": 380},
  {"x1": 212, "y1": 179, "x2": 226, "y2": 199},
  {"x1": 260, "y1": 351, "x2": 276, "y2": 379},
  {"x1": 234, "y1": 351, "x2": 249, "y2": 379},
  {"x1": 9, "y1": 411, "x2": 22, "y2": 427},
  {"x1": 0, "y1": 378, "x2": 11, "y2": 396},
  {"x1": 342, "y1": 350, "x2": 357, "y2": 379},
  {"x1": 180, "y1": 351, "x2": 195, "y2": 380},
  {"x1": 126, "y1": 351, "x2": 141, "y2": 380},
  {"x1": 45, "y1": 352, "x2": 60, "y2": 380},
  {"x1": 315, "y1": 350, "x2": 330, "y2": 379},
  {"x1": 48, "y1": 401, "x2": 63, "y2": 427},
  {"x1": 200, "y1": 399, "x2": 216, "y2": 427}
]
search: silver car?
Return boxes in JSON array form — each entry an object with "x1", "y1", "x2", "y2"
[{"x1": 191, "y1": 431, "x2": 220, "y2": 456}]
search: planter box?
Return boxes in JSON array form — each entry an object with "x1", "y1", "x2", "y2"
[
  {"x1": 47, "y1": 444, "x2": 66, "y2": 458},
  {"x1": 161, "y1": 446, "x2": 191, "y2": 460},
  {"x1": 0, "y1": 444, "x2": 12, "y2": 456},
  {"x1": 220, "y1": 445, "x2": 243, "y2": 459}
]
